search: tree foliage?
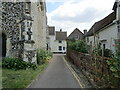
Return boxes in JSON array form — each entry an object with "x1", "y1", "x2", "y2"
[
  {"x1": 107, "y1": 57, "x2": 120, "y2": 78},
  {"x1": 68, "y1": 40, "x2": 88, "y2": 53}
]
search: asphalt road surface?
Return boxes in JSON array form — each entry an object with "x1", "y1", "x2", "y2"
[{"x1": 28, "y1": 54, "x2": 80, "y2": 88}]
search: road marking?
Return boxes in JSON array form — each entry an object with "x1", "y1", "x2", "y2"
[{"x1": 63, "y1": 56, "x2": 84, "y2": 88}]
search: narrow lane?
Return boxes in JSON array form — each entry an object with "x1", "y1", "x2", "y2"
[{"x1": 29, "y1": 54, "x2": 80, "y2": 88}]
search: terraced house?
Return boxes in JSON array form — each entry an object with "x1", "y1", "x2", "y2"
[
  {"x1": 48, "y1": 26, "x2": 67, "y2": 53},
  {"x1": 85, "y1": 0, "x2": 120, "y2": 55},
  {"x1": 1, "y1": 0, "x2": 47, "y2": 63}
]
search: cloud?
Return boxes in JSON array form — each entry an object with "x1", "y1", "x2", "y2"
[
  {"x1": 47, "y1": 0, "x2": 115, "y2": 36},
  {"x1": 51, "y1": 7, "x2": 105, "y2": 23}
]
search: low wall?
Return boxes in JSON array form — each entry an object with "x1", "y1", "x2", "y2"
[{"x1": 67, "y1": 49, "x2": 120, "y2": 88}]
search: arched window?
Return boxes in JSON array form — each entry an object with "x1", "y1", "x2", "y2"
[
  {"x1": 2, "y1": 33, "x2": 7, "y2": 57},
  {"x1": 74, "y1": 34, "x2": 79, "y2": 40}
]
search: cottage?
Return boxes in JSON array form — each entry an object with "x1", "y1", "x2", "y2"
[
  {"x1": 85, "y1": 0, "x2": 120, "y2": 54},
  {"x1": 67, "y1": 28, "x2": 84, "y2": 41},
  {"x1": 48, "y1": 27, "x2": 67, "y2": 53}
]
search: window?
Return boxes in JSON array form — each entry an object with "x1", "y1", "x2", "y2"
[
  {"x1": 59, "y1": 41, "x2": 62, "y2": 43},
  {"x1": 59, "y1": 46, "x2": 62, "y2": 51},
  {"x1": 27, "y1": 21, "x2": 29, "y2": 27},
  {"x1": 47, "y1": 44, "x2": 49, "y2": 50},
  {"x1": 74, "y1": 34, "x2": 79, "y2": 40},
  {"x1": 90, "y1": 41, "x2": 92, "y2": 45},
  {"x1": 103, "y1": 44, "x2": 106, "y2": 50},
  {"x1": 118, "y1": 25, "x2": 120, "y2": 32},
  {"x1": 87, "y1": 37, "x2": 89, "y2": 42},
  {"x1": 63, "y1": 47, "x2": 65, "y2": 50},
  {"x1": 25, "y1": 3, "x2": 31, "y2": 14}
]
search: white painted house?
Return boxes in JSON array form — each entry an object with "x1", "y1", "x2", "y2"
[
  {"x1": 48, "y1": 26, "x2": 67, "y2": 53},
  {"x1": 85, "y1": 0, "x2": 120, "y2": 54}
]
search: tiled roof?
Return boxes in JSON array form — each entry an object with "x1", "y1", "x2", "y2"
[
  {"x1": 48, "y1": 26, "x2": 55, "y2": 35},
  {"x1": 86, "y1": 12, "x2": 116, "y2": 36},
  {"x1": 56, "y1": 31, "x2": 67, "y2": 40}
]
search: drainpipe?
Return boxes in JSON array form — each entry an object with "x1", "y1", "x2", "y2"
[
  {"x1": 116, "y1": 1, "x2": 120, "y2": 39},
  {"x1": 116, "y1": 1, "x2": 120, "y2": 59}
]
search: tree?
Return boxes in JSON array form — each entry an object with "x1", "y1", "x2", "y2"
[{"x1": 68, "y1": 40, "x2": 88, "y2": 53}]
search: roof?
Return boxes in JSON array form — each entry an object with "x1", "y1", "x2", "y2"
[
  {"x1": 56, "y1": 31, "x2": 67, "y2": 40},
  {"x1": 48, "y1": 26, "x2": 55, "y2": 35},
  {"x1": 67, "y1": 28, "x2": 84, "y2": 40},
  {"x1": 86, "y1": 12, "x2": 116, "y2": 36}
]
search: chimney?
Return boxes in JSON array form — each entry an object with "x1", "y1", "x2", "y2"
[
  {"x1": 116, "y1": 0, "x2": 120, "y2": 20},
  {"x1": 83, "y1": 29, "x2": 87, "y2": 35},
  {"x1": 60, "y1": 29, "x2": 62, "y2": 32}
]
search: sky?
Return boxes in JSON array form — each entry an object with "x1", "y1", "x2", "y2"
[{"x1": 46, "y1": 0, "x2": 115, "y2": 36}]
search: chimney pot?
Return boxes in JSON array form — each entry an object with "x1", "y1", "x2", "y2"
[
  {"x1": 60, "y1": 29, "x2": 62, "y2": 32},
  {"x1": 84, "y1": 29, "x2": 87, "y2": 35}
]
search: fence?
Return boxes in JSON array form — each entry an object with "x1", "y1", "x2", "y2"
[{"x1": 67, "y1": 49, "x2": 120, "y2": 88}]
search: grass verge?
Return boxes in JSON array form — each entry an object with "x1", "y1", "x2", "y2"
[{"x1": 2, "y1": 61, "x2": 49, "y2": 88}]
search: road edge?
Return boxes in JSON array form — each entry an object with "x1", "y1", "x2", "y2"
[
  {"x1": 63, "y1": 56, "x2": 84, "y2": 88},
  {"x1": 26, "y1": 57, "x2": 53, "y2": 88}
]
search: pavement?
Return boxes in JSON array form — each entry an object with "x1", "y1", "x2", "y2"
[{"x1": 28, "y1": 54, "x2": 81, "y2": 88}]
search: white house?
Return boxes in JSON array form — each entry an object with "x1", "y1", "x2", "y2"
[
  {"x1": 85, "y1": 0, "x2": 120, "y2": 54},
  {"x1": 48, "y1": 26, "x2": 67, "y2": 53}
]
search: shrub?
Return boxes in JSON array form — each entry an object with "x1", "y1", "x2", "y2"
[
  {"x1": 93, "y1": 47, "x2": 102, "y2": 56},
  {"x1": 106, "y1": 57, "x2": 120, "y2": 78},
  {"x1": 68, "y1": 40, "x2": 88, "y2": 53},
  {"x1": 104, "y1": 49, "x2": 113, "y2": 58},
  {"x1": 37, "y1": 49, "x2": 52, "y2": 65},
  {"x1": 92, "y1": 48, "x2": 113, "y2": 58},
  {"x1": 2, "y1": 57, "x2": 37, "y2": 70}
]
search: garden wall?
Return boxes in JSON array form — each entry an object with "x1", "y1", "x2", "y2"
[{"x1": 67, "y1": 49, "x2": 120, "y2": 88}]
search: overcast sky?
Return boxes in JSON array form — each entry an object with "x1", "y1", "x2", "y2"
[{"x1": 46, "y1": 0, "x2": 115, "y2": 36}]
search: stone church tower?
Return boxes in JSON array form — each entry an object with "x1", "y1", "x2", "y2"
[{"x1": 1, "y1": 0, "x2": 47, "y2": 63}]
